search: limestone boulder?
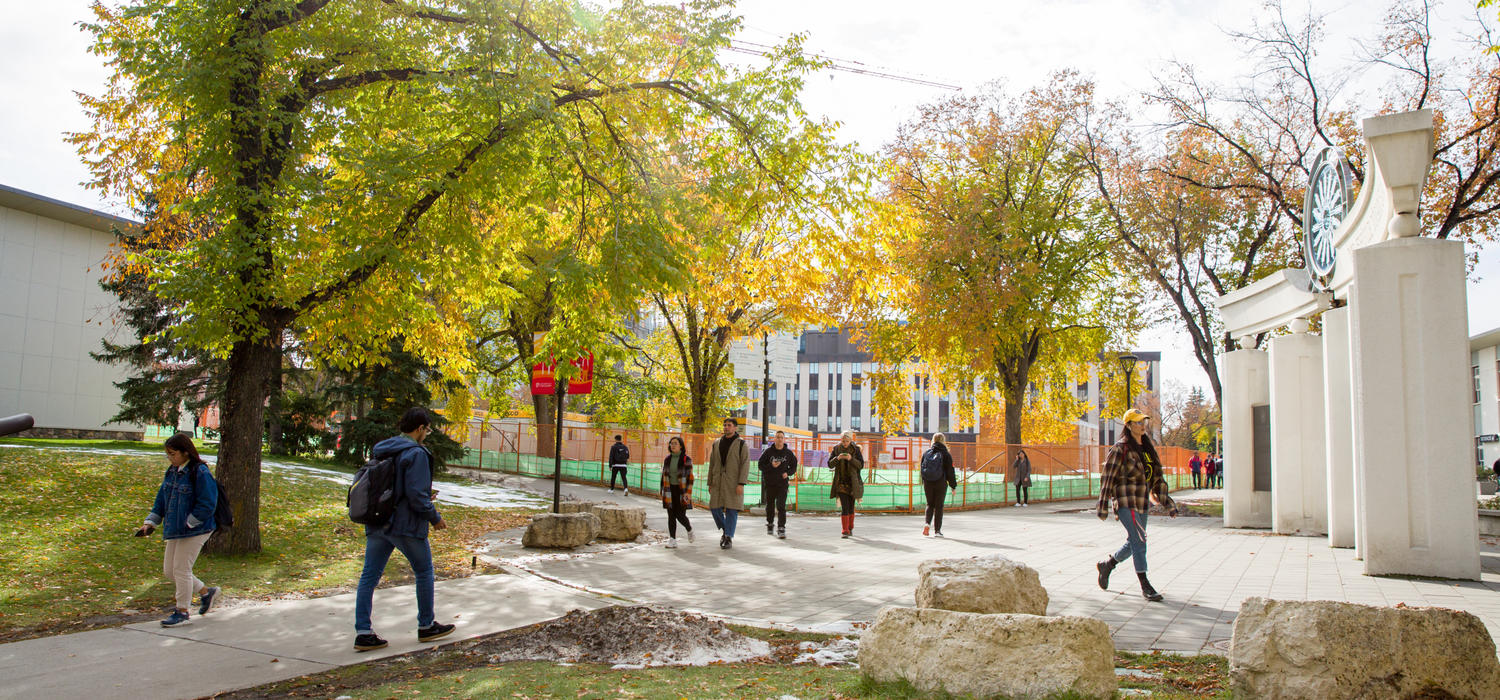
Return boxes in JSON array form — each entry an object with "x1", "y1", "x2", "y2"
[
  {"x1": 592, "y1": 504, "x2": 646, "y2": 541},
  {"x1": 1230, "y1": 597, "x2": 1500, "y2": 699},
  {"x1": 521, "y1": 512, "x2": 599, "y2": 548},
  {"x1": 859, "y1": 606, "x2": 1115, "y2": 700},
  {"x1": 914, "y1": 554, "x2": 1048, "y2": 615},
  {"x1": 557, "y1": 501, "x2": 599, "y2": 514}
]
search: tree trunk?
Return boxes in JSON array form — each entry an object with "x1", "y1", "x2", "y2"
[
  {"x1": 533, "y1": 393, "x2": 555, "y2": 458},
  {"x1": 206, "y1": 333, "x2": 279, "y2": 554},
  {"x1": 265, "y1": 344, "x2": 285, "y2": 456}
]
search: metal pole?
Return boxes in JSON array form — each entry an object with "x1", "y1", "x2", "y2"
[
  {"x1": 553, "y1": 386, "x2": 566, "y2": 513},
  {"x1": 762, "y1": 332, "x2": 771, "y2": 447}
]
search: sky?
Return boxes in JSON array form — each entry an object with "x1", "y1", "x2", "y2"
[{"x1": 2, "y1": 0, "x2": 1498, "y2": 397}]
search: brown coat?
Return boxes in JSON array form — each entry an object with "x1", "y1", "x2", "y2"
[
  {"x1": 660, "y1": 452, "x2": 694, "y2": 510},
  {"x1": 707, "y1": 435, "x2": 751, "y2": 510},
  {"x1": 828, "y1": 443, "x2": 865, "y2": 500}
]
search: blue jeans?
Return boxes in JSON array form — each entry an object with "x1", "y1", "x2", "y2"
[
  {"x1": 1111, "y1": 507, "x2": 1149, "y2": 573},
  {"x1": 355, "y1": 531, "x2": 435, "y2": 634},
  {"x1": 711, "y1": 507, "x2": 739, "y2": 537}
]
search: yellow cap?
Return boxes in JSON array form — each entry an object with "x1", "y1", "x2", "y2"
[{"x1": 1122, "y1": 408, "x2": 1151, "y2": 423}]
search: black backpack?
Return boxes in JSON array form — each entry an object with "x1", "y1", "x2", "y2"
[
  {"x1": 186, "y1": 462, "x2": 234, "y2": 531},
  {"x1": 348, "y1": 454, "x2": 403, "y2": 526},
  {"x1": 920, "y1": 448, "x2": 945, "y2": 482}
]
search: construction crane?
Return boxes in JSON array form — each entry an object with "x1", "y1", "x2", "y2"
[{"x1": 725, "y1": 38, "x2": 962, "y2": 91}]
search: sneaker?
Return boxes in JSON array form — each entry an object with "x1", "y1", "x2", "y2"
[
  {"x1": 160, "y1": 610, "x2": 191, "y2": 628},
  {"x1": 777, "y1": 528, "x2": 786, "y2": 539},
  {"x1": 622, "y1": 489, "x2": 629, "y2": 496},
  {"x1": 197, "y1": 586, "x2": 220, "y2": 616},
  {"x1": 687, "y1": 530, "x2": 695, "y2": 543},
  {"x1": 1022, "y1": 503, "x2": 1029, "y2": 507},
  {"x1": 933, "y1": 531, "x2": 945, "y2": 538},
  {"x1": 767, "y1": 523, "x2": 775, "y2": 535},
  {"x1": 354, "y1": 633, "x2": 388, "y2": 652},
  {"x1": 841, "y1": 531, "x2": 851, "y2": 539},
  {"x1": 1013, "y1": 502, "x2": 1022, "y2": 507},
  {"x1": 922, "y1": 525, "x2": 930, "y2": 536},
  {"x1": 666, "y1": 538, "x2": 678, "y2": 549},
  {"x1": 607, "y1": 488, "x2": 615, "y2": 494},
  {"x1": 418, "y1": 622, "x2": 456, "y2": 643}
]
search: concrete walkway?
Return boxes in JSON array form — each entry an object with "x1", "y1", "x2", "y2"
[{"x1": 500, "y1": 478, "x2": 1500, "y2": 653}]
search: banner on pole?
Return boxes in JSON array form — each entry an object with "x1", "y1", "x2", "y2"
[{"x1": 531, "y1": 352, "x2": 594, "y2": 395}]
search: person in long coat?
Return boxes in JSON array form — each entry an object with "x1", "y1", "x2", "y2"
[
  {"x1": 707, "y1": 418, "x2": 751, "y2": 549},
  {"x1": 1012, "y1": 448, "x2": 1033, "y2": 507},
  {"x1": 660, "y1": 436, "x2": 695, "y2": 548},
  {"x1": 828, "y1": 430, "x2": 864, "y2": 538}
]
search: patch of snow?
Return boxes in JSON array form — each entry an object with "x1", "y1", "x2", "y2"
[
  {"x1": 792, "y1": 636, "x2": 859, "y2": 667},
  {"x1": 1115, "y1": 668, "x2": 1163, "y2": 679}
]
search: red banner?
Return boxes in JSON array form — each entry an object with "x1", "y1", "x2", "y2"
[{"x1": 530, "y1": 351, "x2": 594, "y2": 395}]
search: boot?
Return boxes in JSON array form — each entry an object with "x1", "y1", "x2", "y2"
[
  {"x1": 1137, "y1": 572, "x2": 1163, "y2": 602},
  {"x1": 1097, "y1": 558, "x2": 1118, "y2": 590}
]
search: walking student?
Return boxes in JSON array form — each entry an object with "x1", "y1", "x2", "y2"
[
  {"x1": 660, "y1": 436, "x2": 695, "y2": 548},
  {"x1": 707, "y1": 418, "x2": 751, "y2": 550},
  {"x1": 1095, "y1": 408, "x2": 1178, "y2": 602},
  {"x1": 1189, "y1": 452, "x2": 1202, "y2": 489},
  {"x1": 607, "y1": 434, "x2": 631, "y2": 495},
  {"x1": 353, "y1": 408, "x2": 454, "y2": 651},
  {"x1": 1204, "y1": 454, "x2": 1219, "y2": 489},
  {"x1": 758, "y1": 430, "x2": 799, "y2": 538},
  {"x1": 1011, "y1": 448, "x2": 1032, "y2": 507},
  {"x1": 920, "y1": 433, "x2": 957, "y2": 537},
  {"x1": 829, "y1": 431, "x2": 865, "y2": 538},
  {"x1": 135, "y1": 433, "x2": 221, "y2": 628}
]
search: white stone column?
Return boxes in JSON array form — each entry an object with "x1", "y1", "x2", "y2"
[
  {"x1": 1322, "y1": 306, "x2": 1358, "y2": 548},
  {"x1": 1223, "y1": 344, "x2": 1272, "y2": 528},
  {"x1": 1350, "y1": 237, "x2": 1480, "y2": 579},
  {"x1": 1269, "y1": 322, "x2": 1329, "y2": 536}
]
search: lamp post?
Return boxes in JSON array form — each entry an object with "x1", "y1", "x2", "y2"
[{"x1": 1116, "y1": 352, "x2": 1139, "y2": 411}]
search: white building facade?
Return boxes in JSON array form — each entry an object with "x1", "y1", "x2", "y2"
[
  {"x1": 0, "y1": 184, "x2": 141, "y2": 438},
  {"x1": 1475, "y1": 326, "x2": 1500, "y2": 473}
]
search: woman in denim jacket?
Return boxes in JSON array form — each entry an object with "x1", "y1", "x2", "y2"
[{"x1": 135, "y1": 433, "x2": 220, "y2": 627}]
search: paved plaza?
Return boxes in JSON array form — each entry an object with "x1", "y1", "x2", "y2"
[{"x1": 5, "y1": 473, "x2": 1500, "y2": 700}]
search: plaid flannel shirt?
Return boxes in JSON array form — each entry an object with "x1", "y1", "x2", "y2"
[{"x1": 1096, "y1": 436, "x2": 1176, "y2": 518}]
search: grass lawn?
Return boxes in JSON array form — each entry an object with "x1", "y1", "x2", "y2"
[
  {"x1": 220, "y1": 623, "x2": 1230, "y2": 700},
  {"x1": 1177, "y1": 500, "x2": 1224, "y2": 518},
  {"x1": 0, "y1": 444, "x2": 538, "y2": 642}
]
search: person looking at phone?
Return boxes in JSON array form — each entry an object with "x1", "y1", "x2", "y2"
[{"x1": 758, "y1": 430, "x2": 799, "y2": 539}]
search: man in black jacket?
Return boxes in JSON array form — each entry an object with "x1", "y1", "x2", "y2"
[
  {"x1": 607, "y1": 435, "x2": 631, "y2": 496},
  {"x1": 758, "y1": 430, "x2": 798, "y2": 538}
]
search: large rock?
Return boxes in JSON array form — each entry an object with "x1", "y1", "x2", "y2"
[
  {"x1": 592, "y1": 504, "x2": 646, "y2": 541},
  {"x1": 859, "y1": 606, "x2": 1115, "y2": 700},
  {"x1": 522, "y1": 512, "x2": 600, "y2": 548},
  {"x1": 557, "y1": 501, "x2": 599, "y2": 514},
  {"x1": 1230, "y1": 597, "x2": 1500, "y2": 699},
  {"x1": 914, "y1": 554, "x2": 1048, "y2": 615}
]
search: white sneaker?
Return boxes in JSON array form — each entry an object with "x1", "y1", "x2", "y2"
[
  {"x1": 1022, "y1": 503, "x2": 1029, "y2": 507},
  {"x1": 623, "y1": 489, "x2": 629, "y2": 496},
  {"x1": 607, "y1": 488, "x2": 614, "y2": 494},
  {"x1": 687, "y1": 531, "x2": 695, "y2": 543},
  {"x1": 666, "y1": 538, "x2": 678, "y2": 549},
  {"x1": 1013, "y1": 502, "x2": 1022, "y2": 507},
  {"x1": 933, "y1": 531, "x2": 945, "y2": 538}
]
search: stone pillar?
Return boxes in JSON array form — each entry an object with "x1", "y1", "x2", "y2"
[
  {"x1": 1322, "y1": 306, "x2": 1357, "y2": 548},
  {"x1": 1223, "y1": 344, "x2": 1272, "y2": 528},
  {"x1": 1350, "y1": 237, "x2": 1479, "y2": 579},
  {"x1": 1269, "y1": 322, "x2": 1328, "y2": 536}
]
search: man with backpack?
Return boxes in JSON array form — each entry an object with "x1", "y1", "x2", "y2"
[
  {"x1": 607, "y1": 435, "x2": 631, "y2": 496},
  {"x1": 352, "y1": 407, "x2": 453, "y2": 652},
  {"x1": 758, "y1": 430, "x2": 799, "y2": 539},
  {"x1": 920, "y1": 433, "x2": 957, "y2": 537}
]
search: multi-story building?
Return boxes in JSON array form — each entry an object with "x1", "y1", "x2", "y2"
[
  {"x1": 1473, "y1": 326, "x2": 1500, "y2": 473},
  {"x1": 1074, "y1": 351, "x2": 1162, "y2": 446}
]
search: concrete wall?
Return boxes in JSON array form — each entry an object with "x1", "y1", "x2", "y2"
[
  {"x1": 1223, "y1": 347, "x2": 1272, "y2": 528},
  {"x1": 1269, "y1": 331, "x2": 1328, "y2": 536},
  {"x1": 0, "y1": 202, "x2": 137, "y2": 436}
]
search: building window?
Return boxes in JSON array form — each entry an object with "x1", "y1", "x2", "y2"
[
  {"x1": 810, "y1": 389, "x2": 819, "y2": 401},
  {"x1": 1475, "y1": 365, "x2": 1482, "y2": 404},
  {"x1": 853, "y1": 363, "x2": 862, "y2": 374},
  {"x1": 836, "y1": 388, "x2": 842, "y2": 400},
  {"x1": 852, "y1": 416, "x2": 861, "y2": 431},
  {"x1": 853, "y1": 387, "x2": 862, "y2": 401},
  {"x1": 836, "y1": 362, "x2": 844, "y2": 375},
  {"x1": 809, "y1": 419, "x2": 818, "y2": 432}
]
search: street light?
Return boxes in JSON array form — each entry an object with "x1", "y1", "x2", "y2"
[{"x1": 1116, "y1": 352, "x2": 1139, "y2": 410}]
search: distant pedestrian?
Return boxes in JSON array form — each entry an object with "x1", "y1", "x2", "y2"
[
  {"x1": 707, "y1": 418, "x2": 751, "y2": 550},
  {"x1": 607, "y1": 434, "x2": 631, "y2": 496},
  {"x1": 1095, "y1": 408, "x2": 1178, "y2": 602},
  {"x1": 829, "y1": 431, "x2": 865, "y2": 538},
  {"x1": 1205, "y1": 454, "x2": 1220, "y2": 489},
  {"x1": 353, "y1": 408, "x2": 454, "y2": 652},
  {"x1": 660, "y1": 436, "x2": 695, "y2": 548},
  {"x1": 1189, "y1": 452, "x2": 1202, "y2": 490},
  {"x1": 920, "y1": 433, "x2": 957, "y2": 537},
  {"x1": 1011, "y1": 448, "x2": 1032, "y2": 507},
  {"x1": 135, "y1": 433, "x2": 221, "y2": 628},
  {"x1": 758, "y1": 430, "x2": 798, "y2": 539}
]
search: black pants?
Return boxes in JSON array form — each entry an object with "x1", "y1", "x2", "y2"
[
  {"x1": 1016, "y1": 484, "x2": 1029, "y2": 504},
  {"x1": 1191, "y1": 472, "x2": 1201, "y2": 489},
  {"x1": 764, "y1": 484, "x2": 788, "y2": 528},
  {"x1": 610, "y1": 466, "x2": 628, "y2": 489},
  {"x1": 923, "y1": 480, "x2": 947, "y2": 532},
  {"x1": 837, "y1": 494, "x2": 856, "y2": 516},
  {"x1": 667, "y1": 485, "x2": 692, "y2": 538}
]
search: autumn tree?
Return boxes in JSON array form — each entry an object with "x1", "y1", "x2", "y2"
[
  {"x1": 76, "y1": 0, "x2": 839, "y2": 553},
  {"x1": 851, "y1": 76, "x2": 1128, "y2": 445}
]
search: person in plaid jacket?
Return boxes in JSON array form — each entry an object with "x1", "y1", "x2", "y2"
[{"x1": 1095, "y1": 408, "x2": 1178, "y2": 601}]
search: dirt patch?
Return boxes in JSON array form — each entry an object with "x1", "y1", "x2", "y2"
[{"x1": 477, "y1": 605, "x2": 770, "y2": 667}]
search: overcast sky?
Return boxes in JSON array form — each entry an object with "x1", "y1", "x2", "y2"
[{"x1": 2, "y1": 0, "x2": 1497, "y2": 396}]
